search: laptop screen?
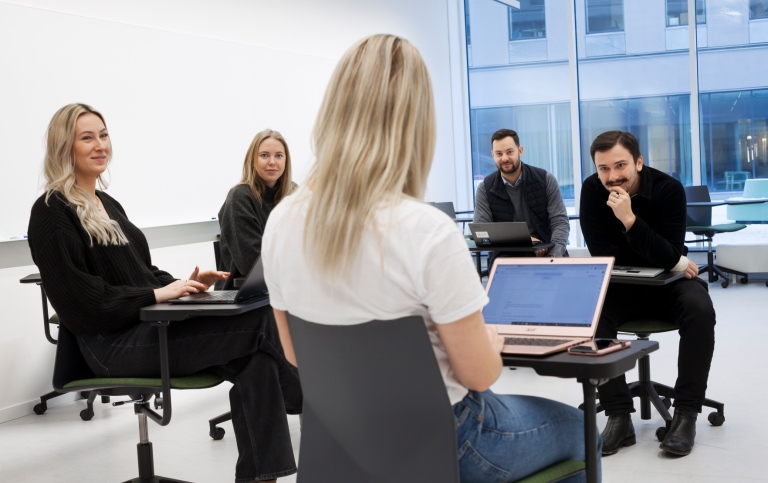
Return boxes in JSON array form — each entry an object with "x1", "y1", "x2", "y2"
[{"x1": 483, "y1": 262, "x2": 608, "y2": 328}]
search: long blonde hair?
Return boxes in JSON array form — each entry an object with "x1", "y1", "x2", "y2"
[
  {"x1": 305, "y1": 34, "x2": 436, "y2": 277},
  {"x1": 238, "y1": 129, "x2": 293, "y2": 204},
  {"x1": 43, "y1": 103, "x2": 128, "y2": 246}
]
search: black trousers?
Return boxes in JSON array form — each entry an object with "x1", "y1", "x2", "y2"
[
  {"x1": 595, "y1": 277, "x2": 716, "y2": 415},
  {"x1": 78, "y1": 306, "x2": 302, "y2": 483}
]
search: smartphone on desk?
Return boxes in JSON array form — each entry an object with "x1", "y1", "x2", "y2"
[{"x1": 568, "y1": 339, "x2": 631, "y2": 356}]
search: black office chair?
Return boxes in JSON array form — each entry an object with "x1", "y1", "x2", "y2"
[
  {"x1": 53, "y1": 322, "x2": 224, "y2": 482},
  {"x1": 208, "y1": 237, "x2": 233, "y2": 440},
  {"x1": 591, "y1": 319, "x2": 725, "y2": 442},
  {"x1": 684, "y1": 185, "x2": 746, "y2": 288},
  {"x1": 19, "y1": 273, "x2": 111, "y2": 419},
  {"x1": 288, "y1": 313, "x2": 584, "y2": 483}
]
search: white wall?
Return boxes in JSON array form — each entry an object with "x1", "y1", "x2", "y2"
[{"x1": 0, "y1": 0, "x2": 466, "y2": 420}]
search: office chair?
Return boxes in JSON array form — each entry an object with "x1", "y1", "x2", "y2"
[
  {"x1": 208, "y1": 237, "x2": 233, "y2": 440},
  {"x1": 684, "y1": 185, "x2": 746, "y2": 288},
  {"x1": 589, "y1": 319, "x2": 725, "y2": 442},
  {"x1": 19, "y1": 273, "x2": 111, "y2": 419},
  {"x1": 287, "y1": 313, "x2": 584, "y2": 483},
  {"x1": 53, "y1": 322, "x2": 224, "y2": 482}
]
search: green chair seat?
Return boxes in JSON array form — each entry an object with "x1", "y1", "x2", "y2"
[
  {"x1": 515, "y1": 459, "x2": 585, "y2": 483},
  {"x1": 64, "y1": 372, "x2": 224, "y2": 391},
  {"x1": 617, "y1": 320, "x2": 678, "y2": 334},
  {"x1": 688, "y1": 223, "x2": 747, "y2": 234}
]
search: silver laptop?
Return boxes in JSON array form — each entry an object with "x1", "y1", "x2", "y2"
[
  {"x1": 468, "y1": 222, "x2": 539, "y2": 248},
  {"x1": 483, "y1": 257, "x2": 614, "y2": 356},
  {"x1": 611, "y1": 266, "x2": 663, "y2": 278},
  {"x1": 170, "y1": 258, "x2": 268, "y2": 305}
]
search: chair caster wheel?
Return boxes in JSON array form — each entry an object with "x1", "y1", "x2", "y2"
[
  {"x1": 33, "y1": 402, "x2": 47, "y2": 415},
  {"x1": 80, "y1": 409, "x2": 94, "y2": 421},
  {"x1": 708, "y1": 411, "x2": 725, "y2": 426},
  {"x1": 740, "y1": 277, "x2": 748, "y2": 284},
  {"x1": 721, "y1": 280, "x2": 729, "y2": 288},
  {"x1": 210, "y1": 426, "x2": 225, "y2": 440},
  {"x1": 656, "y1": 427, "x2": 668, "y2": 442}
]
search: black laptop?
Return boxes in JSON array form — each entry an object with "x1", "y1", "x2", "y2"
[
  {"x1": 170, "y1": 258, "x2": 268, "y2": 305},
  {"x1": 468, "y1": 222, "x2": 540, "y2": 248}
]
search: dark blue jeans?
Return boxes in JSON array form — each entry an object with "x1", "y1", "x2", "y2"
[
  {"x1": 78, "y1": 306, "x2": 302, "y2": 482},
  {"x1": 454, "y1": 390, "x2": 600, "y2": 482}
]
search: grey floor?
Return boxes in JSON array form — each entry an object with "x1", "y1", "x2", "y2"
[{"x1": 1, "y1": 278, "x2": 767, "y2": 482}]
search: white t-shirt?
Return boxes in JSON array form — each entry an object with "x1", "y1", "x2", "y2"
[{"x1": 262, "y1": 186, "x2": 489, "y2": 405}]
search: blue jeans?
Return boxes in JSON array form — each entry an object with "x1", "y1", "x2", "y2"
[{"x1": 454, "y1": 390, "x2": 602, "y2": 483}]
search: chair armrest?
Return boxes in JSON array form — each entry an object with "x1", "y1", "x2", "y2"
[
  {"x1": 137, "y1": 322, "x2": 175, "y2": 426},
  {"x1": 19, "y1": 273, "x2": 41, "y2": 284},
  {"x1": 20, "y1": 273, "x2": 57, "y2": 345}
]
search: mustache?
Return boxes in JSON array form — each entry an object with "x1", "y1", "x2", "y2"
[{"x1": 606, "y1": 179, "x2": 628, "y2": 186}]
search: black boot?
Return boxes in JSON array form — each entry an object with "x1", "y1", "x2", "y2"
[
  {"x1": 660, "y1": 409, "x2": 697, "y2": 456},
  {"x1": 600, "y1": 414, "x2": 635, "y2": 456}
]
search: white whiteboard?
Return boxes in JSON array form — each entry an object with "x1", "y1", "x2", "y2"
[{"x1": 0, "y1": 3, "x2": 334, "y2": 239}]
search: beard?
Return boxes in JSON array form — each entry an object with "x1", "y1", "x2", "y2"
[{"x1": 498, "y1": 160, "x2": 520, "y2": 175}]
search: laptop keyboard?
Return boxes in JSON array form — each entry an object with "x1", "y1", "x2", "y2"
[
  {"x1": 199, "y1": 291, "x2": 236, "y2": 301},
  {"x1": 504, "y1": 337, "x2": 573, "y2": 347}
]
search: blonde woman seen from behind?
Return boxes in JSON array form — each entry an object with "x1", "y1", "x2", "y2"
[
  {"x1": 218, "y1": 129, "x2": 295, "y2": 289},
  {"x1": 262, "y1": 35, "x2": 601, "y2": 482}
]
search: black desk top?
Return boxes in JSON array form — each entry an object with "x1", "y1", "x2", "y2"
[
  {"x1": 467, "y1": 241, "x2": 555, "y2": 252},
  {"x1": 140, "y1": 298, "x2": 269, "y2": 322},
  {"x1": 502, "y1": 340, "x2": 658, "y2": 381},
  {"x1": 687, "y1": 198, "x2": 768, "y2": 207},
  {"x1": 610, "y1": 270, "x2": 685, "y2": 286}
]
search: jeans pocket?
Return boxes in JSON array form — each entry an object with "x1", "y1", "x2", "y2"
[{"x1": 457, "y1": 440, "x2": 510, "y2": 483}]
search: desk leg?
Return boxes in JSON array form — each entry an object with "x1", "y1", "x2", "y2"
[
  {"x1": 476, "y1": 251, "x2": 482, "y2": 278},
  {"x1": 581, "y1": 380, "x2": 599, "y2": 483}
]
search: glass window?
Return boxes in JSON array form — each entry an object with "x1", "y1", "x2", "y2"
[
  {"x1": 700, "y1": 90, "x2": 768, "y2": 190},
  {"x1": 751, "y1": 0, "x2": 768, "y2": 20},
  {"x1": 579, "y1": 96, "x2": 692, "y2": 186},
  {"x1": 508, "y1": 0, "x2": 546, "y2": 41},
  {"x1": 586, "y1": 0, "x2": 624, "y2": 34},
  {"x1": 666, "y1": 0, "x2": 706, "y2": 27}
]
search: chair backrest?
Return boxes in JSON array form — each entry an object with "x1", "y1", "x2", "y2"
[
  {"x1": 52, "y1": 323, "x2": 98, "y2": 391},
  {"x1": 434, "y1": 201, "x2": 457, "y2": 219},
  {"x1": 684, "y1": 185, "x2": 712, "y2": 228},
  {"x1": 287, "y1": 314, "x2": 459, "y2": 483},
  {"x1": 743, "y1": 178, "x2": 768, "y2": 198}
]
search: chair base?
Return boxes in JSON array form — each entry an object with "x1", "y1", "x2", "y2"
[
  {"x1": 121, "y1": 477, "x2": 190, "y2": 483},
  {"x1": 593, "y1": 349, "x2": 725, "y2": 433},
  {"x1": 208, "y1": 411, "x2": 232, "y2": 440}
]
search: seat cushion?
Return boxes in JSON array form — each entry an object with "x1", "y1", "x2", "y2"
[
  {"x1": 515, "y1": 459, "x2": 585, "y2": 483},
  {"x1": 617, "y1": 320, "x2": 678, "y2": 334},
  {"x1": 63, "y1": 372, "x2": 224, "y2": 391}
]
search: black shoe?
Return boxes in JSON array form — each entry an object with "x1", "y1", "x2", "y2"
[
  {"x1": 601, "y1": 414, "x2": 636, "y2": 456},
  {"x1": 660, "y1": 409, "x2": 697, "y2": 456}
]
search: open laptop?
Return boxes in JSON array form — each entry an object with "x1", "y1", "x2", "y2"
[
  {"x1": 611, "y1": 266, "x2": 663, "y2": 278},
  {"x1": 468, "y1": 222, "x2": 539, "y2": 248},
  {"x1": 483, "y1": 257, "x2": 614, "y2": 356},
  {"x1": 170, "y1": 258, "x2": 268, "y2": 305}
]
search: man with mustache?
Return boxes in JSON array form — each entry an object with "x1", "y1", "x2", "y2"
[
  {"x1": 473, "y1": 129, "x2": 569, "y2": 262},
  {"x1": 580, "y1": 130, "x2": 716, "y2": 458}
]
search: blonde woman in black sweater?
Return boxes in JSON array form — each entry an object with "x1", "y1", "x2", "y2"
[
  {"x1": 218, "y1": 129, "x2": 295, "y2": 290},
  {"x1": 27, "y1": 104, "x2": 301, "y2": 483}
]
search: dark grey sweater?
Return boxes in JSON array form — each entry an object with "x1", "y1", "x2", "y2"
[{"x1": 217, "y1": 184, "x2": 277, "y2": 290}]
